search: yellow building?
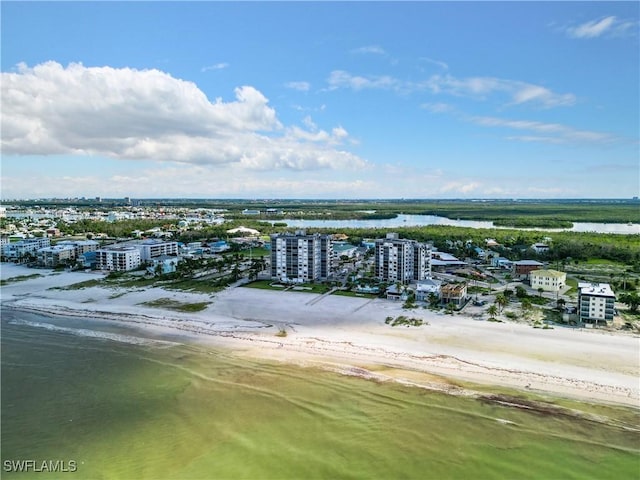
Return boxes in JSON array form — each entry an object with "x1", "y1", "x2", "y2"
[{"x1": 530, "y1": 269, "x2": 566, "y2": 292}]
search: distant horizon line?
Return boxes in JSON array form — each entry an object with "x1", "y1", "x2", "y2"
[{"x1": 2, "y1": 197, "x2": 639, "y2": 203}]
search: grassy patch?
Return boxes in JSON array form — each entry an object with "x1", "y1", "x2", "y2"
[
  {"x1": 139, "y1": 297, "x2": 210, "y2": 312},
  {"x1": 111, "y1": 277, "x2": 158, "y2": 288},
  {"x1": 52, "y1": 278, "x2": 104, "y2": 290},
  {"x1": 243, "y1": 280, "x2": 285, "y2": 290},
  {"x1": 0, "y1": 273, "x2": 43, "y2": 286},
  {"x1": 290, "y1": 283, "x2": 332, "y2": 294},
  {"x1": 332, "y1": 290, "x2": 377, "y2": 299},
  {"x1": 164, "y1": 279, "x2": 226, "y2": 294},
  {"x1": 385, "y1": 315, "x2": 427, "y2": 327},
  {"x1": 236, "y1": 247, "x2": 270, "y2": 258},
  {"x1": 581, "y1": 258, "x2": 627, "y2": 266}
]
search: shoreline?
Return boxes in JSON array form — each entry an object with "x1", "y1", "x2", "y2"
[{"x1": 1, "y1": 264, "x2": 639, "y2": 409}]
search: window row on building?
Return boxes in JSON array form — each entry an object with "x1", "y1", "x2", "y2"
[
  {"x1": 374, "y1": 233, "x2": 431, "y2": 284},
  {"x1": 270, "y1": 231, "x2": 332, "y2": 283},
  {"x1": 578, "y1": 282, "x2": 616, "y2": 324}
]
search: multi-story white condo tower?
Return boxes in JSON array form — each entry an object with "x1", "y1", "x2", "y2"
[
  {"x1": 375, "y1": 233, "x2": 431, "y2": 284},
  {"x1": 270, "y1": 230, "x2": 333, "y2": 283}
]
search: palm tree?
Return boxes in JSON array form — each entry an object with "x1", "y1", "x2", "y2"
[
  {"x1": 520, "y1": 298, "x2": 533, "y2": 320},
  {"x1": 486, "y1": 304, "x2": 498, "y2": 319},
  {"x1": 495, "y1": 293, "x2": 508, "y2": 314},
  {"x1": 428, "y1": 292, "x2": 440, "y2": 308}
]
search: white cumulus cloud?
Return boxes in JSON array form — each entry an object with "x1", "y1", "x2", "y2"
[{"x1": 1, "y1": 61, "x2": 366, "y2": 171}]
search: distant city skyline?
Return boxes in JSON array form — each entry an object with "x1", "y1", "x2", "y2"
[{"x1": 2, "y1": 2, "x2": 638, "y2": 199}]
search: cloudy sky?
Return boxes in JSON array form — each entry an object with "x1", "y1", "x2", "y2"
[{"x1": 1, "y1": 2, "x2": 638, "y2": 199}]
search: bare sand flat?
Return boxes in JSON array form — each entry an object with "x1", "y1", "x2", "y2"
[{"x1": 2, "y1": 264, "x2": 639, "y2": 407}]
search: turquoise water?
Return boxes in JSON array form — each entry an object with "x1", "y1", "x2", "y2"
[{"x1": 2, "y1": 309, "x2": 639, "y2": 479}]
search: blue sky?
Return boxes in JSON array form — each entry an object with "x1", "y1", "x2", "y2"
[{"x1": 2, "y1": 1, "x2": 638, "y2": 199}]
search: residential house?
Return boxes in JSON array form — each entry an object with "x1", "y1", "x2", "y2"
[
  {"x1": 440, "y1": 283, "x2": 468, "y2": 306},
  {"x1": 491, "y1": 256, "x2": 512, "y2": 269},
  {"x1": 415, "y1": 278, "x2": 442, "y2": 302},
  {"x1": 385, "y1": 284, "x2": 408, "y2": 301},
  {"x1": 333, "y1": 242, "x2": 359, "y2": 259},
  {"x1": 531, "y1": 243, "x2": 550, "y2": 254},
  {"x1": 147, "y1": 256, "x2": 181, "y2": 275}
]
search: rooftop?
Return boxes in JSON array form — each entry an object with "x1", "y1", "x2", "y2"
[
  {"x1": 530, "y1": 269, "x2": 566, "y2": 278},
  {"x1": 513, "y1": 260, "x2": 544, "y2": 266},
  {"x1": 578, "y1": 282, "x2": 615, "y2": 297}
]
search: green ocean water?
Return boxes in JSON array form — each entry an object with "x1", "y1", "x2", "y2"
[{"x1": 1, "y1": 309, "x2": 639, "y2": 480}]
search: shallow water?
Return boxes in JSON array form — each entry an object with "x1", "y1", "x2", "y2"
[{"x1": 2, "y1": 309, "x2": 638, "y2": 479}]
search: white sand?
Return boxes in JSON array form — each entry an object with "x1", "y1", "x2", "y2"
[{"x1": 2, "y1": 264, "x2": 639, "y2": 407}]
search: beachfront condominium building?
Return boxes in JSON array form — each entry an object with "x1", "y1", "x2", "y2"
[
  {"x1": 529, "y1": 269, "x2": 566, "y2": 293},
  {"x1": 133, "y1": 239, "x2": 179, "y2": 262},
  {"x1": 96, "y1": 245, "x2": 142, "y2": 272},
  {"x1": 37, "y1": 245, "x2": 76, "y2": 267},
  {"x1": 3, "y1": 237, "x2": 51, "y2": 260},
  {"x1": 375, "y1": 233, "x2": 431, "y2": 284},
  {"x1": 56, "y1": 240, "x2": 100, "y2": 258},
  {"x1": 270, "y1": 231, "x2": 333, "y2": 283},
  {"x1": 578, "y1": 282, "x2": 616, "y2": 324}
]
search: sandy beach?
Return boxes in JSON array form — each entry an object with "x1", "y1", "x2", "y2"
[{"x1": 2, "y1": 264, "x2": 639, "y2": 408}]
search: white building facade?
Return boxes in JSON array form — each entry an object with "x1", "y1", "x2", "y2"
[
  {"x1": 3, "y1": 237, "x2": 51, "y2": 260},
  {"x1": 96, "y1": 246, "x2": 142, "y2": 271},
  {"x1": 375, "y1": 233, "x2": 431, "y2": 284},
  {"x1": 578, "y1": 283, "x2": 616, "y2": 324},
  {"x1": 56, "y1": 240, "x2": 99, "y2": 258},
  {"x1": 134, "y1": 240, "x2": 179, "y2": 262},
  {"x1": 37, "y1": 245, "x2": 75, "y2": 267},
  {"x1": 270, "y1": 231, "x2": 333, "y2": 283}
]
